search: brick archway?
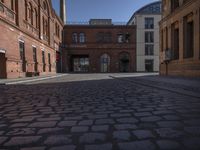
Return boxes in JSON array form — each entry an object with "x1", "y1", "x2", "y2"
[{"x1": 0, "y1": 51, "x2": 6, "y2": 78}]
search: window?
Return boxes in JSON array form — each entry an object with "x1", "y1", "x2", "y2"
[
  {"x1": 145, "y1": 18, "x2": 154, "y2": 29},
  {"x1": 145, "y1": 44, "x2": 154, "y2": 55},
  {"x1": 100, "y1": 54, "x2": 110, "y2": 72},
  {"x1": 171, "y1": 22, "x2": 179, "y2": 60},
  {"x1": 43, "y1": 17, "x2": 48, "y2": 40},
  {"x1": 72, "y1": 33, "x2": 78, "y2": 43},
  {"x1": 19, "y1": 41, "x2": 25, "y2": 60},
  {"x1": 11, "y1": 0, "x2": 14, "y2": 11},
  {"x1": 118, "y1": 34, "x2": 124, "y2": 43},
  {"x1": 79, "y1": 33, "x2": 86, "y2": 43},
  {"x1": 171, "y1": 0, "x2": 179, "y2": 12},
  {"x1": 42, "y1": 51, "x2": 46, "y2": 72},
  {"x1": 104, "y1": 32, "x2": 112, "y2": 43},
  {"x1": 145, "y1": 31, "x2": 154, "y2": 43},
  {"x1": 33, "y1": 47, "x2": 37, "y2": 62},
  {"x1": 19, "y1": 41, "x2": 26, "y2": 72},
  {"x1": 184, "y1": 14, "x2": 194, "y2": 58},
  {"x1": 48, "y1": 53, "x2": 51, "y2": 72}
]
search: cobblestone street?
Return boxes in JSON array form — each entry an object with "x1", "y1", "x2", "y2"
[{"x1": 0, "y1": 74, "x2": 200, "y2": 150}]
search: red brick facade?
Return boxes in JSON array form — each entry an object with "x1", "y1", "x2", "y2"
[
  {"x1": 62, "y1": 25, "x2": 136, "y2": 73},
  {"x1": 0, "y1": 0, "x2": 63, "y2": 78}
]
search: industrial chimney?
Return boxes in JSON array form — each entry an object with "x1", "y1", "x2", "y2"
[{"x1": 60, "y1": 0, "x2": 66, "y2": 24}]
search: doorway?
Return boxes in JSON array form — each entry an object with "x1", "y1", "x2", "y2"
[
  {"x1": 119, "y1": 52, "x2": 130, "y2": 72},
  {"x1": 0, "y1": 52, "x2": 6, "y2": 78},
  {"x1": 100, "y1": 53, "x2": 110, "y2": 73},
  {"x1": 145, "y1": 59, "x2": 154, "y2": 72},
  {"x1": 72, "y1": 56, "x2": 89, "y2": 72}
]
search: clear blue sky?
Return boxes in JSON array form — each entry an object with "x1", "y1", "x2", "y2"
[{"x1": 52, "y1": 0, "x2": 159, "y2": 22}]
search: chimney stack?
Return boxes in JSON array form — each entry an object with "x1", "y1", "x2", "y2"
[{"x1": 60, "y1": 0, "x2": 66, "y2": 24}]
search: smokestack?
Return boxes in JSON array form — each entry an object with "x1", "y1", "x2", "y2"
[{"x1": 60, "y1": 0, "x2": 66, "y2": 24}]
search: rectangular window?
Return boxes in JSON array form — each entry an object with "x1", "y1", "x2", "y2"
[
  {"x1": 42, "y1": 51, "x2": 46, "y2": 72},
  {"x1": 33, "y1": 47, "x2": 37, "y2": 62},
  {"x1": 171, "y1": 0, "x2": 179, "y2": 12},
  {"x1": 145, "y1": 44, "x2": 154, "y2": 55},
  {"x1": 118, "y1": 34, "x2": 124, "y2": 43},
  {"x1": 19, "y1": 41, "x2": 26, "y2": 72},
  {"x1": 171, "y1": 23, "x2": 179, "y2": 60},
  {"x1": 19, "y1": 41, "x2": 25, "y2": 60},
  {"x1": 184, "y1": 15, "x2": 194, "y2": 58},
  {"x1": 145, "y1": 18, "x2": 154, "y2": 29},
  {"x1": 48, "y1": 53, "x2": 51, "y2": 64},
  {"x1": 145, "y1": 31, "x2": 154, "y2": 43}
]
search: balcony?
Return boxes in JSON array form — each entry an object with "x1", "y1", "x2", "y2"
[{"x1": 0, "y1": 2, "x2": 16, "y2": 24}]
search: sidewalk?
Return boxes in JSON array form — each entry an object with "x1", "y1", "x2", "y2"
[{"x1": 0, "y1": 74, "x2": 68, "y2": 85}]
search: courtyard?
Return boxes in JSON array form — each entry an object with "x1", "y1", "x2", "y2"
[{"x1": 0, "y1": 73, "x2": 200, "y2": 150}]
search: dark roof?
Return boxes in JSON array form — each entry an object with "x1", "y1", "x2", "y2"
[{"x1": 127, "y1": 1, "x2": 162, "y2": 24}]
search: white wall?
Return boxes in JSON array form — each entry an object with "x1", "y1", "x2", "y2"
[{"x1": 135, "y1": 14, "x2": 161, "y2": 72}]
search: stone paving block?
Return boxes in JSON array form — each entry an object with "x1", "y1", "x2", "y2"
[
  {"x1": 157, "y1": 121, "x2": 183, "y2": 128},
  {"x1": 113, "y1": 130, "x2": 131, "y2": 141},
  {"x1": 118, "y1": 140, "x2": 156, "y2": 150},
  {"x1": 20, "y1": 147, "x2": 46, "y2": 150},
  {"x1": 183, "y1": 137, "x2": 200, "y2": 149},
  {"x1": 0, "y1": 137, "x2": 8, "y2": 145},
  {"x1": 10, "y1": 123, "x2": 29, "y2": 128},
  {"x1": 155, "y1": 128, "x2": 184, "y2": 138},
  {"x1": 95, "y1": 119, "x2": 115, "y2": 125},
  {"x1": 134, "y1": 112, "x2": 152, "y2": 117},
  {"x1": 28, "y1": 121, "x2": 57, "y2": 128},
  {"x1": 44, "y1": 135, "x2": 72, "y2": 145},
  {"x1": 4, "y1": 136, "x2": 41, "y2": 146},
  {"x1": 114, "y1": 124, "x2": 137, "y2": 130},
  {"x1": 156, "y1": 140, "x2": 181, "y2": 149},
  {"x1": 85, "y1": 143, "x2": 112, "y2": 150},
  {"x1": 132, "y1": 130, "x2": 155, "y2": 139},
  {"x1": 140, "y1": 116, "x2": 162, "y2": 122},
  {"x1": 79, "y1": 133, "x2": 106, "y2": 144},
  {"x1": 91, "y1": 125, "x2": 109, "y2": 131},
  {"x1": 7, "y1": 128, "x2": 36, "y2": 135},
  {"x1": 49, "y1": 145, "x2": 76, "y2": 150},
  {"x1": 117, "y1": 118, "x2": 138, "y2": 123},
  {"x1": 110, "y1": 113, "x2": 131, "y2": 118},
  {"x1": 162, "y1": 115, "x2": 180, "y2": 120},
  {"x1": 58, "y1": 121, "x2": 77, "y2": 127},
  {"x1": 71, "y1": 126, "x2": 89, "y2": 132},
  {"x1": 184, "y1": 127, "x2": 200, "y2": 135},
  {"x1": 78, "y1": 120, "x2": 93, "y2": 125},
  {"x1": 37, "y1": 128, "x2": 64, "y2": 134}
]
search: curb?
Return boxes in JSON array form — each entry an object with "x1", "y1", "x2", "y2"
[{"x1": 4, "y1": 74, "x2": 68, "y2": 85}]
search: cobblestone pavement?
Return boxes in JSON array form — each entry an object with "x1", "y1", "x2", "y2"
[{"x1": 0, "y1": 74, "x2": 200, "y2": 150}]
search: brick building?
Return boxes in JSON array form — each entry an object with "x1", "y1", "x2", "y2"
[
  {"x1": 62, "y1": 19, "x2": 136, "y2": 73},
  {"x1": 0, "y1": 0, "x2": 63, "y2": 78},
  {"x1": 160, "y1": 0, "x2": 200, "y2": 76}
]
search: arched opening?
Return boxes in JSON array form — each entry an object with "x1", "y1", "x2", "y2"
[
  {"x1": 0, "y1": 50, "x2": 7, "y2": 78},
  {"x1": 100, "y1": 53, "x2": 110, "y2": 73},
  {"x1": 119, "y1": 52, "x2": 130, "y2": 72}
]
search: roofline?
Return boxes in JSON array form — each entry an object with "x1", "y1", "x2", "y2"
[{"x1": 127, "y1": 1, "x2": 162, "y2": 25}]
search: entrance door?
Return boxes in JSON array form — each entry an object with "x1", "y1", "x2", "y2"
[
  {"x1": 145, "y1": 59, "x2": 154, "y2": 72},
  {"x1": 0, "y1": 53, "x2": 6, "y2": 78},
  {"x1": 100, "y1": 53, "x2": 110, "y2": 73},
  {"x1": 73, "y1": 57, "x2": 89, "y2": 72},
  {"x1": 119, "y1": 53, "x2": 130, "y2": 72}
]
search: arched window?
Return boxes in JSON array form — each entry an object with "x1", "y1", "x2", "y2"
[
  {"x1": 72, "y1": 33, "x2": 78, "y2": 43},
  {"x1": 79, "y1": 33, "x2": 86, "y2": 43},
  {"x1": 33, "y1": 8, "x2": 38, "y2": 28},
  {"x1": 100, "y1": 53, "x2": 110, "y2": 73},
  {"x1": 26, "y1": 2, "x2": 33, "y2": 25}
]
